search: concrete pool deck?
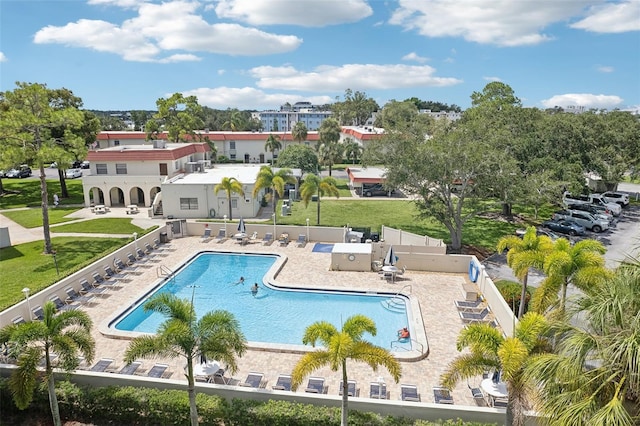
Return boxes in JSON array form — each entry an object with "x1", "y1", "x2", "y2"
[{"x1": 83, "y1": 235, "x2": 485, "y2": 406}]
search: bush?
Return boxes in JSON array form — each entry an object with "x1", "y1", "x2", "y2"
[{"x1": 494, "y1": 280, "x2": 533, "y2": 315}]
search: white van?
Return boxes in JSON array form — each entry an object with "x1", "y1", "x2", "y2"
[{"x1": 562, "y1": 192, "x2": 622, "y2": 216}]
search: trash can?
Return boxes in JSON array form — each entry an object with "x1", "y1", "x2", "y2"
[
  {"x1": 160, "y1": 232, "x2": 168, "y2": 243},
  {"x1": 370, "y1": 232, "x2": 380, "y2": 242}
]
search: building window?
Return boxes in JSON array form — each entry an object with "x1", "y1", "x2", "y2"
[
  {"x1": 180, "y1": 198, "x2": 198, "y2": 210},
  {"x1": 116, "y1": 164, "x2": 127, "y2": 174},
  {"x1": 230, "y1": 153, "x2": 236, "y2": 160},
  {"x1": 96, "y1": 164, "x2": 108, "y2": 175},
  {"x1": 231, "y1": 199, "x2": 238, "y2": 209},
  {"x1": 230, "y1": 141, "x2": 236, "y2": 149},
  {"x1": 114, "y1": 140, "x2": 120, "y2": 146}
]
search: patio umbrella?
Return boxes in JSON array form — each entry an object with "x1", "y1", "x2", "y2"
[
  {"x1": 384, "y1": 245, "x2": 397, "y2": 266},
  {"x1": 237, "y1": 217, "x2": 246, "y2": 234}
]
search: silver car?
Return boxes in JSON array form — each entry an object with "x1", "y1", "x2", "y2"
[{"x1": 553, "y1": 210, "x2": 609, "y2": 233}]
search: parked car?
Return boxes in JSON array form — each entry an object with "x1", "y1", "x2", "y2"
[
  {"x1": 65, "y1": 168, "x2": 83, "y2": 179},
  {"x1": 80, "y1": 160, "x2": 90, "y2": 169},
  {"x1": 515, "y1": 227, "x2": 561, "y2": 241},
  {"x1": 6, "y1": 165, "x2": 32, "y2": 178},
  {"x1": 553, "y1": 210, "x2": 609, "y2": 233},
  {"x1": 542, "y1": 220, "x2": 586, "y2": 236},
  {"x1": 601, "y1": 191, "x2": 630, "y2": 207},
  {"x1": 562, "y1": 192, "x2": 622, "y2": 216},
  {"x1": 362, "y1": 184, "x2": 393, "y2": 197},
  {"x1": 565, "y1": 203, "x2": 614, "y2": 223}
]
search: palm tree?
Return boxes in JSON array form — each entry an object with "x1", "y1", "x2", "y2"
[
  {"x1": 214, "y1": 177, "x2": 244, "y2": 220},
  {"x1": 0, "y1": 301, "x2": 95, "y2": 426},
  {"x1": 440, "y1": 312, "x2": 550, "y2": 426},
  {"x1": 252, "y1": 165, "x2": 296, "y2": 212},
  {"x1": 496, "y1": 226, "x2": 554, "y2": 318},
  {"x1": 532, "y1": 238, "x2": 610, "y2": 315},
  {"x1": 343, "y1": 138, "x2": 363, "y2": 164},
  {"x1": 317, "y1": 141, "x2": 344, "y2": 177},
  {"x1": 124, "y1": 293, "x2": 247, "y2": 426},
  {"x1": 524, "y1": 258, "x2": 640, "y2": 425},
  {"x1": 291, "y1": 315, "x2": 401, "y2": 426},
  {"x1": 300, "y1": 174, "x2": 339, "y2": 225},
  {"x1": 264, "y1": 134, "x2": 282, "y2": 164},
  {"x1": 222, "y1": 109, "x2": 244, "y2": 131},
  {"x1": 292, "y1": 121, "x2": 308, "y2": 144}
]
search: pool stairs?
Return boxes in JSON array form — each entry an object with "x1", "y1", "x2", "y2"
[{"x1": 380, "y1": 285, "x2": 411, "y2": 313}]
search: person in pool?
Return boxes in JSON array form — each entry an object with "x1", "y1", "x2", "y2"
[
  {"x1": 251, "y1": 283, "x2": 259, "y2": 296},
  {"x1": 233, "y1": 276, "x2": 245, "y2": 285},
  {"x1": 398, "y1": 327, "x2": 410, "y2": 339}
]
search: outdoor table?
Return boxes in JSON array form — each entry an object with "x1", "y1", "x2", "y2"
[
  {"x1": 126, "y1": 205, "x2": 139, "y2": 214},
  {"x1": 481, "y1": 378, "x2": 508, "y2": 404},
  {"x1": 193, "y1": 361, "x2": 221, "y2": 379}
]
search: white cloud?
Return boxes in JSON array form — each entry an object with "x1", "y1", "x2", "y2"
[
  {"x1": 389, "y1": 0, "x2": 595, "y2": 46},
  {"x1": 571, "y1": 1, "x2": 640, "y2": 33},
  {"x1": 541, "y1": 93, "x2": 624, "y2": 109},
  {"x1": 87, "y1": 0, "x2": 147, "y2": 9},
  {"x1": 596, "y1": 65, "x2": 614, "y2": 73},
  {"x1": 213, "y1": 0, "x2": 373, "y2": 27},
  {"x1": 0, "y1": 52, "x2": 6, "y2": 62},
  {"x1": 181, "y1": 86, "x2": 333, "y2": 110},
  {"x1": 157, "y1": 54, "x2": 202, "y2": 63},
  {"x1": 249, "y1": 64, "x2": 462, "y2": 91},
  {"x1": 402, "y1": 52, "x2": 428, "y2": 63},
  {"x1": 483, "y1": 76, "x2": 502, "y2": 82},
  {"x1": 217, "y1": 69, "x2": 226, "y2": 75},
  {"x1": 33, "y1": 0, "x2": 302, "y2": 62}
]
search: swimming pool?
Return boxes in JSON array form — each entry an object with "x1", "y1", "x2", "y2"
[{"x1": 113, "y1": 252, "x2": 412, "y2": 350}]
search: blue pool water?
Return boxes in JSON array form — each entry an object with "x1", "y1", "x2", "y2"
[{"x1": 114, "y1": 252, "x2": 410, "y2": 349}]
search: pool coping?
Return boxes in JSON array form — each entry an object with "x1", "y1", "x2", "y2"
[{"x1": 99, "y1": 249, "x2": 429, "y2": 362}]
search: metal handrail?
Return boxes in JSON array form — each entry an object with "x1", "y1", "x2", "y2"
[
  {"x1": 390, "y1": 338, "x2": 424, "y2": 354},
  {"x1": 157, "y1": 264, "x2": 174, "y2": 278}
]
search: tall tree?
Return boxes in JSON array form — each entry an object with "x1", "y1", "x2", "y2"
[
  {"x1": 264, "y1": 134, "x2": 282, "y2": 164},
  {"x1": 130, "y1": 110, "x2": 151, "y2": 131},
  {"x1": 252, "y1": 166, "x2": 296, "y2": 212},
  {"x1": 525, "y1": 258, "x2": 640, "y2": 425},
  {"x1": 342, "y1": 138, "x2": 363, "y2": 164},
  {"x1": 276, "y1": 144, "x2": 319, "y2": 174},
  {"x1": 440, "y1": 312, "x2": 550, "y2": 426},
  {"x1": 221, "y1": 109, "x2": 245, "y2": 131},
  {"x1": 331, "y1": 89, "x2": 379, "y2": 126},
  {"x1": 291, "y1": 315, "x2": 401, "y2": 426},
  {"x1": 496, "y1": 226, "x2": 554, "y2": 318},
  {"x1": 124, "y1": 293, "x2": 247, "y2": 426},
  {"x1": 214, "y1": 177, "x2": 244, "y2": 220},
  {"x1": 291, "y1": 121, "x2": 308, "y2": 144},
  {"x1": 317, "y1": 141, "x2": 344, "y2": 177},
  {"x1": 0, "y1": 301, "x2": 95, "y2": 426},
  {"x1": 0, "y1": 82, "x2": 84, "y2": 254},
  {"x1": 145, "y1": 93, "x2": 204, "y2": 143},
  {"x1": 533, "y1": 238, "x2": 610, "y2": 315},
  {"x1": 300, "y1": 174, "x2": 340, "y2": 225},
  {"x1": 318, "y1": 116, "x2": 341, "y2": 148}
]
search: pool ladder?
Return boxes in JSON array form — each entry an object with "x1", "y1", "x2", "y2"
[
  {"x1": 157, "y1": 264, "x2": 175, "y2": 283},
  {"x1": 381, "y1": 285, "x2": 411, "y2": 313}
]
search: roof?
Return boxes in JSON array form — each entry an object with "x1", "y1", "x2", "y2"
[
  {"x1": 165, "y1": 164, "x2": 302, "y2": 186},
  {"x1": 342, "y1": 126, "x2": 385, "y2": 140},
  {"x1": 346, "y1": 167, "x2": 388, "y2": 184},
  {"x1": 86, "y1": 143, "x2": 209, "y2": 162},
  {"x1": 96, "y1": 131, "x2": 320, "y2": 142}
]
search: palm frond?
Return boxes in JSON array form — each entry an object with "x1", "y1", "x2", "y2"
[
  {"x1": 290, "y1": 351, "x2": 332, "y2": 391},
  {"x1": 302, "y1": 321, "x2": 337, "y2": 347},
  {"x1": 342, "y1": 314, "x2": 377, "y2": 340},
  {"x1": 349, "y1": 342, "x2": 402, "y2": 382},
  {"x1": 440, "y1": 352, "x2": 498, "y2": 389}
]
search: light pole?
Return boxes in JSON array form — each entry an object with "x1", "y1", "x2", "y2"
[
  {"x1": 22, "y1": 287, "x2": 32, "y2": 320},
  {"x1": 306, "y1": 218, "x2": 310, "y2": 242},
  {"x1": 377, "y1": 376, "x2": 385, "y2": 399},
  {"x1": 223, "y1": 215, "x2": 228, "y2": 238},
  {"x1": 272, "y1": 213, "x2": 276, "y2": 239}
]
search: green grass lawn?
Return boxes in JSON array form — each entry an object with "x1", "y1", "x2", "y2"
[
  {"x1": 1, "y1": 178, "x2": 85, "y2": 209},
  {"x1": 1, "y1": 207, "x2": 82, "y2": 228},
  {"x1": 0, "y1": 237, "x2": 128, "y2": 311},
  {"x1": 51, "y1": 218, "x2": 148, "y2": 234}
]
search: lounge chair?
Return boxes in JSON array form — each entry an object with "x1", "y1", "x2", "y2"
[
  {"x1": 459, "y1": 307, "x2": 491, "y2": 323},
  {"x1": 90, "y1": 358, "x2": 114, "y2": 372},
  {"x1": 65, "y1": 287, "x2": 94, "y2": 305},
  {"x1": 32, "y1": 306, "x2": 44, "y2": 320},
  {"x1": 12, "y1": 316, "x2": 26, "y2": 325},
  {"x1": 262, "y1": 232, "x2": 273, "y2": 246},
  {"x1": 127, "y1": 252, "x2": 150, "y2": 266},
  {"x1": 278, "y1": 233, "x2": 290, "y2": 246},
  {"x1": 454, "y1": 299, "x2": 483, "y2": 311},
  {"x1": 215, "y1": 229, "x2": 227, "y2": 244},
  {"x1": 201, "y1": 228, "x2": 212, "y2": 243},
  {"x1": 469, "y1": 384, "x2": 486, "y2": 406},
  {"x1": 147, "y1": 363, "x2": 170, "y2": 378},
  {"x1": 296, "y1": 234, "x2": 307, "y2": 248},
  {"x1": 79, "y1": 279, "x2": 107, "y2": 296},
  {"x1": 92, "y1": 271, "x2": 118, "y2": 288},
  {"x1": 272, "y1": 374, "x2": 292, "y2": 391},
  {"x1": 248, "y1": 231, "x2": 258, "y2": 243},
  {"x1": 433, "y1": 386, "x2": 454, "y2": 404},
  {"x1": 118, "y1": 361, "x2": 142, "y2": 375},
  {"x1": 401, "y1": 384, "x2": 421, "y2": 402},
  {"x1": 212, "y1": 367, "x2": 230, "y2": 385},
  {"x1": 339, "y1": 380, "x2": 358, "y2": 397},
  {"x1": 239, "y1": 372, "x2": 264, "y2": 388},
  {"x1": 136, "y1": 247, "x2": 153, "y2": 260},
  {"x1": 493, "y1": 397, "x2": 508, "y2": 408},
  {"x1": 369, "y1": 382, "x2": 388, "y2": 399},
  {"x1": 104, "y1": 265, "x2": 127, "y2": 280},
  {"x1": 304, "y1": 377, "x2": 326, "y2": 394},
  {"x1": 49, "y1": 294, "x2": 78, "y2": 312},
  {"x1": 114, "y1": 258, "x2": 139, "y2": 273}
]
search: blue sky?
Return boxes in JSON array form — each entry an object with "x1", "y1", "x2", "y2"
[{"x1": 1, "y1": 0, "x2": 639, "y2": 112}]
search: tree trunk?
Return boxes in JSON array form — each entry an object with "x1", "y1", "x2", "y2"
[
  {"x1": 316, "y1": 192, "x2": 321, "y2": 225},
  {"x1": 47, "y1": 372, "x2": 62, "y2": 426},
  {"x1": 449, "y1": 228, "x2": 463, "y2": 253},
  {"x1": 227, "y1": 193, "x2": 233, "y2": 221},
  {"x1": 517, "y1": 273, "x2": 528, "y2": 319},
  {"x1": 186, "y1": 358, "x2": 199, "y2": 426},
  {"x1": 58, "y1": 169, "x2": 68, "y2": 198},
  {"x1": 40, "y1": 165, "x2": 53, "y2": 254},
  {"x1": 502, "y1": 202, "x2": 512, "y2": 217},
  {"x1": 0, "y1": 178, "x2": 4, "y2": 195},
  {"x1": 341, "y1": 361, "x2": 349, "y2": 426}
]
